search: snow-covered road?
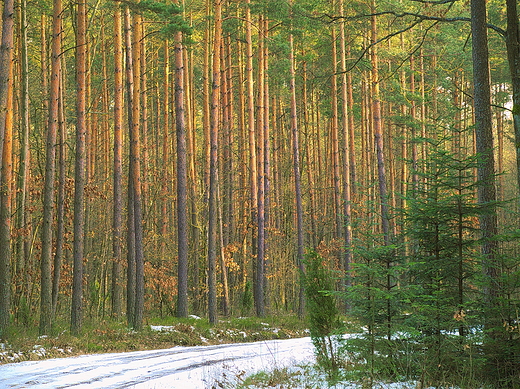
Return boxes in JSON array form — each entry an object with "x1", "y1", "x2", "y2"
[{"x1": 0, "y1": 337, "x2": 314, "y2": 389}]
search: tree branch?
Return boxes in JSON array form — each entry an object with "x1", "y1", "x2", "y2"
[{"x1": 322, "y1": 11, "x2": 506, "y2": 37}]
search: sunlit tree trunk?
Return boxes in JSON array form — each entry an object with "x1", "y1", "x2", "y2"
[
  {"x1": 124, "y1": 8, "x2": 136, "y2": 326},
  {"x1": 245, "y1": 0, "x2": 258, "y2": 265},
  {"x1": 0, "y1": 54, "x2": 13, "y2": 339},
  {"x1": 51, "y1": 60, "x2": 66, "y2": 318},
  {"x1": 255, "y1": 14, "x2": 266, "y2": 318},
  {"x1": 0, "y1": 0, "x2": 14, "y2": 162},
  {"x1": 262, "y1": 19, "x2": 271, "y2": 311},
  {"x1": 40, "y1": 0, "x2": 62, "y2": 335},
  {"x1": 208, "y1": 0, "x2": 222, "y2": 325},
  {"x1": 302, "y1": 62, "x2": 318, "y2": 249},
  {"x1": 111, "y1": 4, "x2": 124, "y2": 318},
  {"x1": 330, "y1": 26, "x2": 342, "y2": 241},
  {"x1": 160, "y1": 41, "x2": 169, "y2": 264},
  {"x1": 370, "y1": 1, "x2": 391, "y2": 245},
  {"x1": 131, "y1": 13, "x2": 145, "y2": 331},
  {"x1": 340, "y1": 0, "x2": 352, "y2": 301},
  {"x1": 174, "y1": 14, "x2": 189, "y2": 318},
  {"x1": 71, "y1": 0, "x2": 87, "y2": 335},
  {"x1": 289, "y1": 6, "x2": 305, "y2": 318}
]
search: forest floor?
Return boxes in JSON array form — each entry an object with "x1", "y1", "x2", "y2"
[{"x1": 0, "y1": 314, "x2": 308, "y2": 365}]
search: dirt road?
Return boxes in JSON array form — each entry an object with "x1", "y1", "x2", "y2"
[{"x1": 0, "y1": 337, "x2": 314, "y2": 388}]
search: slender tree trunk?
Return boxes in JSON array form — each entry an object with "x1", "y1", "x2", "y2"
[
  {"x1": 174, "y1": 22, "x2": 189, "y2": 318},
  {"x1": 302, "y1": 62, "x2": 318, "y2": 249},
  {"x1": 131, "y1": 13, "x2": 145, "y2": 331},
  {"x1": 51, "y1": 60, "x2": 65, "y2": 318},
  {"x1": 218, "y1": 185, "x2": 230, "y2": 316},
  {"x1": 124, "y1": 7, "x2": 136, "y2": 327},
  {"x1": 245, "y1": 0, "x2": 258, "y2": 268},
  {"x1": 347, "y1": 45, "x2": 356, "y2": 193},
  {"x1": 40, "y1": 0, "x2": 62, "y2": 335},
  {"x1": 15, "y1": 0, "x2": 30, "y2": 281},
  {"x1": 289, "y1": 18, "x2": 305, "y2": 318},
  {"x1": 0, "y1": 56, "x2": 13, "y2": 339},
  {"x1": 0, "y1": 0, "x2": 14, "y2": 162},
  {"x1": 203, "y1": 0, "x2": 211, "y2": 201},
  {"x1": 255, "y1": 14, "x2": 266, "y2": 318},
  {"x1": 340, "y1": 0, "x2": 352, "y2": 302},
  {"x1": 71, "y1": 0, "x2": 87, "y2": 335},
  {"x1": 370, "y1": 1, "x2": 391, "y2": 245},
  {"x1": 139, "y1": 19, "x2": 149, "y2": 219},
  {"x1": 111, "y1": 4, "x2": 124, "y2": 318},
  {"x1": 330, "y1": 27, "x2": 342, "y2": 241},
  {"x1": 160, "y1": 41, "x2": 169, "y2": 264},
  {"x1": 262, "y1": 20, "x2": 271, "y2": 311},
  {"x1": 208, "y1": 0, "x2": 222, "y2": 325}
]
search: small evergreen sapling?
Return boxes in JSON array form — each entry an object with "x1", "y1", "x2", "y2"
[{"x1": 301, "y1": 251, "x2": 343, "y2": 379}]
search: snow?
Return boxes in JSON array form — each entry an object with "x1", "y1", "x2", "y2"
[{"x1": 0, "y1": 337, "x2": 315, "y2": 389}]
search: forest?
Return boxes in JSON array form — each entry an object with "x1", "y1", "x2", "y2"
[{"x1": 0, "y1": 0, "x2": 519, "y2": 386}]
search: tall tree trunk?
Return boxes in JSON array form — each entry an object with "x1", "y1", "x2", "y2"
[
  {"x1": 330, "y1": 27, "x2": 342, "y2": 241},
  {"x1": 471, "y1": 0, "x2": 501, "y2": 376},
  {"x1": 0, "y1": 0, "x2": 14, "y2": 162},
  {"x1": 255, "y1": 14, "x2": 266, "y2": 318},
  {"x1": 262, "y1": 20, "x2": 271, "y2": 311},
  {"x1": 208, "y1": 0, "x2": 222, "y2": 325},
  {"x1": 0, "y1": 54, "x2": 13, "y2": 339},
  {"x1": 71, "y1": 0, "x2": 87, "y2": 335},
  {"x1": 160, "y1": 41, "x2": 169, "y2": 264},
  {"x1": 340, "y1": 0, "x2": 353, "y2": 303},
  {"x1": 40, "y1": 0, "x2": 62, "y2": 335},
  {"x1": 111, "y1": 3, "x2": 124, "y2": 318},
  {"x1": 131, "y1": 13, "x2": 145, "y2": 331},
  {"x1": 245, "y1": 0, "x2": 258, "y2": 270},
  {"x1": 124, "y1": 7, "x2": 136, "y2": 327},
  {"x1": 174, "y1": 18, "x2": 189, "y2": 318},
  {"x1": 51, "y1": 59, "x2": 66, "y2": 318},
  {"x1": 370, "y1": 1, "x2": 391, "y2": 245},
  {"x1": 505, "y1": 0, "x2": 520, "y2": 201},
  {"x1": 15, "y1": 0, "x2": 30, "y2": 282},
  {"x1": 289, "y1": 12, "x2": 305, "y2": 318}
]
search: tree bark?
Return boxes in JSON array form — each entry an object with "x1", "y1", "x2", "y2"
[
  {"x1": 471, "y1": 0, "x2": 501, "y2": 368},
  {"x1": 111, "y1": 3, "x2": 124, "y2": 318},
  {"x1": 208, "y1": 0, "x2": 222, "y2": 325},
  {"x1": 131, "y1": 13, "x2": 145, "y2": 331},
  {"x1": 255, "y1": 14, "x2": 266, "y2": 318},
  {"x1": 15, "y1": 0, "x2": 30, "y2": 282},
  {"x1": 174, "y1": 20, "x2": 189, "y2": 318},
  {"x1": 71, "y1": 0, "x2": 87, "y2": 335},
  {"x1": 51, "y1": 58, "x2": 66, "y2": 319},
  {"x1": 289, "y1": 12, "x2": 305, "y2": 318},
  {"x1": 331, "y1": 27, "x2": 342, "y2": 241},
  {"x1": 245, "y1": 0, "x2": 258, "y2": 267},
  {"x1": 370, "y1": 0, "x2": 391, "y2": 245},
  {"x1": 340, "y1": 0, "x2": 353, "y2": 303},
  {"x1": 0, "y1": 51, "x2": 13, "y2": 339},
  {"x1": 505, "y1": 0, "x2": 520, "y2": 201},
  {"x1": 0, "y1": 0, "x2": 14, "y2": 162},
  {"x1": 40, "y1": 0, "x2": 62, "y2": 335}
]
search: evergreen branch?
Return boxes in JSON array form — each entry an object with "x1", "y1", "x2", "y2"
[
  {"x1": 323, "y1": 11, "x2": 506, "y2": 37},
  {"x1": 341, "y1": 19, "x2": 424, "y2": 74}
]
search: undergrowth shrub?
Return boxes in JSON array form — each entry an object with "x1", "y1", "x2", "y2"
[{"x1": 301, "y1": 250, "x2": 344, "y2": 382}]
